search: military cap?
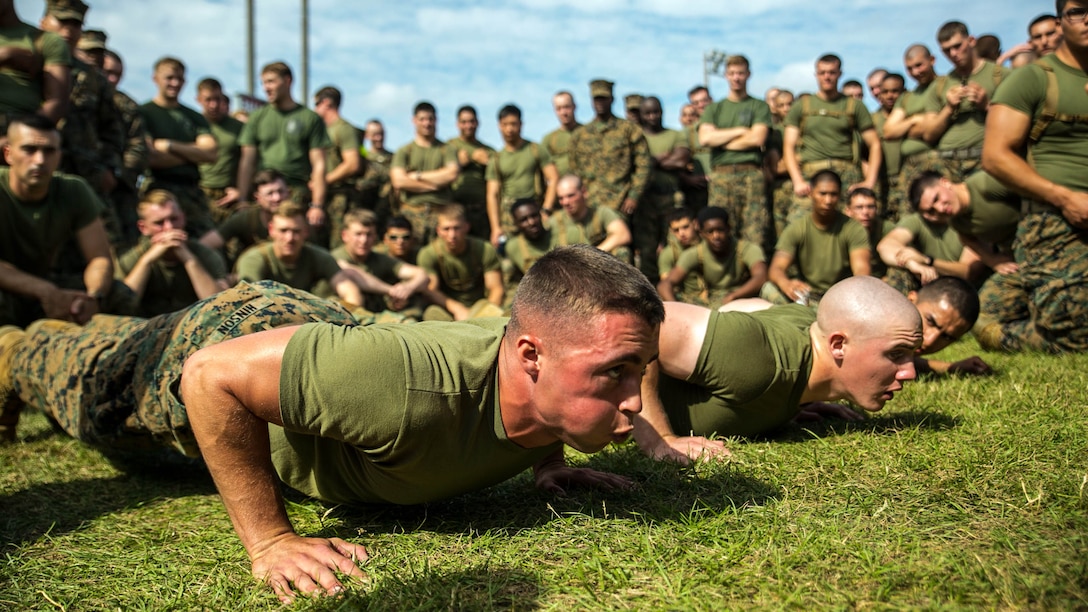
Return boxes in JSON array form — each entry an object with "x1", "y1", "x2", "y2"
[
  {"x1": 589, "y1": 79, "x2": 614, "y2": 98},
  {"x1": 46, "y1": 0, "x2": 89, "y2": 23},
  {"x1": 624, "y1": 94, "x2": 644, "y2": 110},
  {"x1": 78, "y1": 29, "x2": 107, "y2": 51}
]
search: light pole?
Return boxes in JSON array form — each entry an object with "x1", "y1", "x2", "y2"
[{"x1": 703, "y1": 49, "x2": 728, "y2": 89}]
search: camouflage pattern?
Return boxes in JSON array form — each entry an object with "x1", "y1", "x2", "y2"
[
  {"x1": 10, "y1": 281, "x2": 356, "y2": 459},
  {"x1": 770, "y1": 177, "x2": 794, "y2": 239},
  {"x1": 883, "y1": 266, "x2": 921, "y2": 295},
  {"x1": 977, "y1": 210, "x2": 1088, "y2": 353},
  {"x1": 936, "y1": 153, "x2": 982, "y2": 184},
  {"x1": 709, "y1": 165, "x2": 772, "y2": 257},
  {"x1": 356, "y1": 148, "x2": 395, "y2": 224},
  {"x1": 58, "y1": 58, "x2": 124, "y2": 198},
  {"x1": 202, "y1": 186, "x2": 232, "y2": 225},
  {"x1": 109, "y1": 88, "x2": 149, "y2": 248},
  {"x1": 398, "y1": 200, "x2": 436, "y2": 245},
  {"x1": 567, "y1": 116, "x2": 651, "y2": 211}
]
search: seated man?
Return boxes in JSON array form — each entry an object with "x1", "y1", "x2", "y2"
[
  {"x1": 332, "y1": 209, "x2": 429, "y2": 323},
  {"x1": 764, "y1": 170, "x2": 871, "y2": 305},
  {"x1": 657, "y1": 208, "x2": 702, "y2": 303},
  {"x1": 843, "y1": 187, "x2": 894, "y2": 279},
  {"x1": 0, "y1": 245, "x2": 663, "y2": 602},
  {"x1": 658, "y1": 206, "x2": 766, "y2": 307},
  {"x1": 117, "y1": 189, "x2": 230, "y2": 316},
  {"x1": 908, "y1": 276, "x2": 990, "y2": 376},
  {"x1": 375, "y1": 215, "x2": 419, "y2": 264},
  {"x1": 418, "y1": 203, "x2": 505, "y2": 321},
  {"x1": 505, "y1": 199, "x2": 557, "y2": 290},
  {"x1": 633, "y1": 276, "x2": 921, "y2": 462},
  {"x1": 0, "y1": 114, "x2": 122, "y2": 326},
  {"x1": 877, "y1": 174, "x2": 985, "y2": 293},
  {"x1": 200, "y1": 169, "x2": 289, "y2": 267},
  {"x1": 234, "y1": 202, "x2": 362, "y2": 307},
  {"x1": 550, "y1": 174, "x2": 632, "y2": 261}
]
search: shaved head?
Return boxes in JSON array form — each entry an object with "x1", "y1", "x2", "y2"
[{"x1": 816, "y1": 276, "x2": 921, "y2": 341}]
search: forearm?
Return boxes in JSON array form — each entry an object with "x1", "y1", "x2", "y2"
[
  {"x1": 657, "y1": 276, "x2": 678, "y2": 301},
  {"x1": 122, "y1": 257, "x2": 156, "y2": 299},
  {"x1": 632, "y1": 362, "x2": 680, "y2": 450},
  {"x1": 0, "y1": 261, "x2": 57, "y2": 301},
  {"x1": 236, "y1": 149, "x2": 257, "y2": 202},
  {"x1": 183, "y1": 258, "x2": 224, "y2": 299},
  {"x1": 921, "y1": 109, "x2": 952, "y2": 145},
  {"x1": 83, "y1": 256, "x2": 113, "y2": 297},
  {"x1": 699, "y1": 125, "x2": 745, "y2": 148},
  {"x1": 309, "y1": 161, "x2": 327, "y2": 207}
]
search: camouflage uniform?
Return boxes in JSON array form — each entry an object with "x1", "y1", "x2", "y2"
[
  {"x1": 567, "y1": 116, "x2": 651, "y2": 213},
  {"x1": 109, "y1": 89, "x2": 149, "y2": 249},
  {"x1": 357, "y1": 148, "x2": 394, "y2": 225},
  {"x1": 10, "y1": 281, "x2": 355, "y2": 459}
]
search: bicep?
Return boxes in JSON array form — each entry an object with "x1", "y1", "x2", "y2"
[{"x1": 76, "y1": 218, "x2": 112, "y2": 260}]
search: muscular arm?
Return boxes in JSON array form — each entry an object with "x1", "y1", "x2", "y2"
[
  {"x1": 723, "y1": 260, "x2": 767, "y2": 304},
  {"x1": 235, "y1": 145, "x2": 258, "y2": 203},
  {"x1": 150, "y1": 133, "x2": 218, "y2": 168},
  {"x1": 541, "y1": 163, "x2": 558, "y2": 211},
  {"x1": 876, "y1": 227, "x2": 917, "y2": 268},
  {"x1": 596, "y1": 218, "x2": 632, "y2": 254},
  {"x1": 768, "y1": 251, "x2": 807, "y2": 301},
  {"x1": 486, "y1": 179, "x2": 503, "y2": 246},
  {"x1": 325, "y1": 146, "x2": 362, "y2": 186},
  {"x1": 331, "y1": 269, "x2": 363, "y2": 307},
  {"x1": 848, "y1": 247, "x2": 872, "y2": 278},
  {"x1": 182, "y1": 327, "x2": 368, "y2": 604},
  {"x1": 77, "y1": 219, "x2": 114, "y2": 320},
  {"x1": 782, "y1": 126, "x2": 808, "y2": 196},
  {"x1": 656, "y1": 146, "x2": 691, "y2": 172},
  {"x1": 39, "y1": 62, "x2": 70, "y2": 125},
  {"x1": 881, "y1": 107, "x2": 914, "y2": 140},
  {"x1": 484, "y1": 269, "x2": 504, "y2": 307},
  {"x1": 657, "y1": 266, "x2": 686, "y2": 302},
  {"x1": 308, "y1": 147, "x2": 327, "y2": 208},
  {"x1": 857, "y1": 128, "x2": 882, "y2": 189},
  {"x1": 725, "y1": 123, "x2": 769, "y2": 151},
  {"x1": 697, "y1": 122, "x2": 747, "y2": 148}
]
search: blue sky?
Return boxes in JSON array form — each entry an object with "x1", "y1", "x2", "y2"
[{"x1": 16, "y1": 0, "x2": 1038, "y2": 147}]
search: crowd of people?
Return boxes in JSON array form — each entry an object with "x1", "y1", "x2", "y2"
[{"x1": 2, "y1": 0, "x2": 1086, "y2": 603}]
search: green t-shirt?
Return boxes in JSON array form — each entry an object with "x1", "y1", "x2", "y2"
[
  {"x1": 866, "y1": 219, "x2": 895, "y2": 278},
  {"x1": 330, "y1": 246, "x2": 404, "y2": 313},
  {"x1": 235, "y1": 242, "x2": 341, "y2": 297},
  {"x1": 239, "y1": 104, "x2": 331, "y2": 186},
  {"x1": 660, "y1": 305, "x2": 815, "y2": 437},
  {"x1": 0, "y1": 168, "x2": 101, "y2": 278},
  {"x1": 775, "y1": 213, "x2": 870, "y2": 293},
  {"x1": 200, "y1": 115, "x2": 244, "y2": 189},
  {"x1": 873, "y1": 109, "x2": 902, "y2": 177},
  {"x1": 950, "y1": 171, "x2": 1020, "y2": 247},
  {"x1": 485, "y1": 140, "x2": 552, "y2": 202},
  {"x1": 116, "y1": 237, "x2": 227, "y2": 317},
  {"x1": 923, "y1": 61, "x2": 1007, "y2": 151},
  {"x1": 272, "y1": 318, "x2": 560, "y2": 505},
  {"x1": 785, "y1": 94, "x2": 874, "y2": 163},
  {"x1": 991, "y1": 54, "x2": 1088, "y2": 193},
  {"x1": 894, "y1": 83, "x2": 935, "y2": 158},
  {"x1": 447, "y1": 137, "x2": 494, "y2": 206},
  {"x1": 326, "y1": 117, "x2": 361, "y2": 188},
  {"x1": 644, "y1": 128, "x2": 686, "y2": 193},
  {"x1": 551, "y1": 206, "x2": 623, "y2": 248},
  {"x1": 674, "y1": 240, "x2": 764, "y2": 300},
  {"x1": 506, "y1": 229, "x2": 556, "y2": 277},
  {"x1": 658, "y1": 235, "x2": 704, "y2": 301},
  {"x1": 698, "y1": 96, "x2": 772, "y2": 167},
  {"x1": 417, "y1": 237, "x2": 501, "y2": 306},
  {"x1": 391, "y1": 140, "x2": 457, "y2": 206},
  {"x1": 542, "y1": 126, "x2": 577, "y2": 177},
  {"x1": 0, "y1": 23, "x2": 70, "y2": 114},
  {"x1": 139, "y1": 101, "x2": 212, "y2": 185},
  {"x1": 895, "y1": 213, "x2": 963, "y2": 263},
  {"x1": 217, "y1": 206, "x2": 268, "y2": 250}
]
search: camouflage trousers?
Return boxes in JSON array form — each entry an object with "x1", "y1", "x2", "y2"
[
  {"x1": 709, "y1": 165, "x2": 771, "y2": 257},
  {"x1": 935, "y1": 149, "x2": 982, "y2": 184},
  {"x1": 326, "y1": 187, "x2": 363, "y2": 249},
  {"x1": 790, "y1": 160, "x2": 864, "y2": 227},
  {"x1": 895, "y1": 151, "x2": 947, "y2": 218},
  {"x1": 633, "y1": 191, "x2": 676, "y2": 280},
  {"x1": 398, "y1": 200, "x2": 440, "y2": 245},
  {"x1": 770, "y1": 177, "x2": 793, "y2": 239},
  {"x1": 145, "y1": 180, "x2": 216, "y2": 238},
  {"x1": 977, "y1": 210, "x2": 1088, "y2": 352},
  {"x1": 201, "y1": 185, "x2": 240, "y2": 225},
  {"x1": 11, "y1": 281, "x2": 355, "y2": 458},
  {"x1": 884, "y1": 266, "x2": 922, "y2": 296}
]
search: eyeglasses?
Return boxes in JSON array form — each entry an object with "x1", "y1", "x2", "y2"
[{"x1": 1064, "y1": 7, "x2": 1088, "y2": 23}]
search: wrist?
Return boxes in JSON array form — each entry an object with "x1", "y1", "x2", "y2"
[{"x1": 308, "y1": 202, "x2": 324, "y2": 210}]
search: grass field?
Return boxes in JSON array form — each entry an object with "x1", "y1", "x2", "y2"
[{"x1": 2, "y1": 337, "x2": 1087, "y2": 610}]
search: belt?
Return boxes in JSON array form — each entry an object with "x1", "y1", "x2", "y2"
[
  {"x1": 711, "y1": 163, "x2": 760, "y2": 173},
  {"x1": 802, "y1": 159, "x2": 853, "y2": 171},
  {"x1": 1021, "y1": 198, "x2": 1058, "y2": 215},
  {"x1": 937, "y1": 146, "x2": 982, "y2": 160}
]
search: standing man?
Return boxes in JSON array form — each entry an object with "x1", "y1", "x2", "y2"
[
  {"x1": 0, "y1": 0, "x2": 70, "y2": 143},
  {"x1": 783, "y1": 54, "x2": 881, "y2": 224},
  {"x1": 975, "y1": 0, "x2": 1088, "y2": 353},
  {"x1": 636, "y1": 96, "x2": 690, "y2": 279},
  {"x1": 920, "y1": 21, "x2": 1007, "y2": 182},
  {"x1": 867, "y1": 68, "x2": 889, "y2": 104},
  {"x1": 99, "y1": 46, "x2": 148, "y2": 249},
  {"x1": 884, "y1": 45, "x2": 946, "y2": 217},
  {"x1": 698, "y1": 54, "x2": 773, "y2": 255},
  {"x1": 1029, "y1": 13, "x2": 1063, "y2": 57},
  {"x1": 567, "y1": 79, "x2": 651, "y2": 219},
  {"x1": 389, "y1": 101, "x2": 459, "y2": 243},
  {"x1": 140, "y1": 56, "x2": 218, "y2": 237},
  {"x1": 357, "y1": 119, "x2": 394, "y2": 219},
  {"x1": 312, "y1": 85, "x2": 362, "y2": 247},
  {"x1": 195, "y1": 77, "x2": 244, "y2": 224},
  {"x1": 681, "y1": 85, "x2": 713, "y2": 213},
  {"x1": 485, "y1": 104, "x2": 557, "y2": 247},
  {"x1": 542, "y1": 91, "x2": 580, "y2": 177},
  {"x1": 233, "y1": 62, "x2": 330, "y2": 231},
  {"x1": 446, "y1": 105, "x2": 494, "y2": 241},
  {"x1": 873, "y1": 72, "x2": 906, "y2": 220}
]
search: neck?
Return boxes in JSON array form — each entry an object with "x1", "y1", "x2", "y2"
[
  {"x1": 596, "y1": 111, "x2": 613, "y2": 122},
  {"x1": 812, "y1": 210, "x2": 837, "y2": 229},
  {"x1": 728, "y1": 89, "x2": 748, "y2": 102},
  {"x1": 322, "y1": 111, "x2": 339, "y2": 127},
  {"x1": 153, "y1": 94, "x2": 177, "y2": 108},
  {"x1": 641, "y1": 124, "x2": 662, "y2": 134},
  {"x1": 505, "y1": 137, "x2": 525, "y2": 151},
  {"x1": 951, "y1": 182, "x2": 971, "y2": 212},
  {"x1": 1056, "y1": 43, "x2": 1088, "y2": 72},
  {"x1": 415, "y1": 134, "x2": 435, "y2": 147},
  {"x1": 274, "y1": 98, "x2": 297, "y2": 112},
  {"x1": 818, "y1": 89, "x2": 841, "y2": 101},
  {"x1": 801, "y1": 325, "x2": 835, "y2": 404},
  {"x1": 496, "y1": 338, "x2": 557, "y2": 448},
  {"x1": 955, "y1": 56, "x2": 983, "y2": 78},
  {"x1": 9, "y1": 176, "x2": 48, "y2": 201},
  {"x1": 275, "y1": 248, "x2": 300, "y2": 264},
  {"x1": 562, "y1": 120, "x2": 577, "y2": 130}
]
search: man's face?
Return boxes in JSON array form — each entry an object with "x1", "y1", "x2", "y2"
[
  {"x1": 457, "y1": 110, "x2": 478, "y2": 140},
  {"x1": 3, "y1": 124, "x2": 61, "y2": 192},
  {"x1": 1029, "y1": 18, "x2": 1062, "y2": 55},
  {"x1": 414, "y1": 110, "x2": 436, "y2": 139},
  {"x1": 773, "y1": 93, "x2": 795, "y2": 119},
  {"x1": 138, "y1": 201, "x2": 185, "y2": 237},
  {"x1": 557, "y1": 181, "x2": 587, "y2": 219},
  {"x1": 153, "y1": 65, "x2": 185, "y2": 102},
  {"x1": 532, "y1": 312, "x2": 658, "y2": 453},
  {"x1": 513, "y1": 204, "x2": 544, "y2": 240},
  {"x1": 1060, "y1": 3, "x2": 1088, "y2": 50},
  {"x1": 261, "y1": 71, "x2": 290, "y2": 104},
  {"x1": 341, "y1": 222, "x2": 377, "y2": 259},
  {"x1": 639, "y1": 99, "x2": 662, "y2": 130},
  {"x1": 102, "y1": 55, "x2": 123, "y2": 87},
  {"x1": 499, "y1": 115, "x2": 522, "y2": 145},
  {"x1": 625, "y1": 105, "x2": 641, "y2": 123},
  {"x1": 269, "y1": 215, "x2": 307, "y2": 259},
  {"x1": 815, "y1": 61, "x2": 842, "y2": 94},
  {"x1": 845, "y1": 194, "x2": 878, "y2": 230},
  {"x1": 878, "y1": 77, "x2": 904, "y2": 111},
  {"x1": 700, "y1": 218, "x2": 731, "y2": 255},
  {"x1": 843, "y1": 83, "x2": 864, "y2": 101},
  {"x1": 904, "y1": 51, "x2": 936, "y2": 85},
  {"x1": 383, "y1": 227, "x2": 414, "y2": 258},
  {"x1": 837, "y1": 326, "x2": 921, "y2": 411},
  {"x1": 41, "y1": 15, "x2": 81, "y2": 49},
  {"x1": 916, "y1": 181, "x2": 956, "y2": 224},
  {"x1": 725, "y1": 64, "x2": 750, "y2": 94},
  {"x1": 669, "y1": 217, "x2": 698, "y2": 247},
  {"x1": 254, "y1": 179, "x2": 289, "y2": 214},
  {"x1": 867, "y1": 71, "x2": 886, "y2": 99},
  {"x1": 553, "y1": 94, "x2": 575, "y2": 126},
  {"x1": 689, "y1": 89, "x2": 711, "y2": 116},
  {"x1": 912, "y1": 295, "x2": 969, "y2": 355},
  {"x1": 197, "y1": 87, "x2": 226, "y2": 121},
  {"x1": 810, "y1": 179, "x2": 841, "y2": 218},
  {"x1": 591, "y1": 95, "x2": 612, "y2": 117},
  {"x1": 435, "y1": 214, "x2": 468, "y2": 252},
  {"x1": 365, "y1": 123, "x2": 385, "y2": 150},
  {"x1": 940, "y1": 33, "x2": 976, "y2": 71},
  {"x1": 679, "y1": 104, "x2": 698, "y2": 127}
]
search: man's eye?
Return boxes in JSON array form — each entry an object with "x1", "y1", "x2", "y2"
[{"x1": 606, "y1": 366, "x2": 624, "y2": 380}]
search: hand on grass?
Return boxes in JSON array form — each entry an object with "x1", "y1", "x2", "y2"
[
  {"x1": 947, "y1": 356, "x2": 993, "y2": 376},
  {"x1": 534, "y1": 463, "x2": 634, "y2": 496},
  {"x1": 645, "y1": 434, "x2": 731, "y2": 465},
  {"x1": 251, "y1": 533, "x2": 368, "y2": 604}
]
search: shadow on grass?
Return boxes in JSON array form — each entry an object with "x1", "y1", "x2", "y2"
[
  {"x1": 327, "y1": 566, "x2": 541, "y2": 611},
  {"x1": 757, "y1": 409, "x2": 962, "y2": 444}
]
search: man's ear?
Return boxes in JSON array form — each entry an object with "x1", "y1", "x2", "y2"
[
  {"x1": 515, "y1": 334, "x2": 541, "y2": 379},
  {"x1": 828, "y1": 331, "x2": 847, "y2": 361}
]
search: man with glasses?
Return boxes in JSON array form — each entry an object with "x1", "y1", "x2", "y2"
[
  {"x1": 975, "y1": 0, "x2": 1088, "y2": 353},
  {"x1": 378, "y1": 216, "x2": 419, "y2": 264}
]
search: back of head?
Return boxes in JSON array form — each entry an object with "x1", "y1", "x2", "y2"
[
  {"x1": 314, "y1": 86, "x2": 341, "y2": 109},
  {"x1": 915, "y1": 276, "x2": 980, "y2": 327},
  {"x1": 509, "y1": 244, "x2": 664, "y2": 338},
  {"x1": 816, "y1": 277, "x2": 920, "y2": 341},
  {"x1": 976, "y1": 35, "x2": 1001, "y2": 61},
  {"x1": 937, "y1": 21, "x2": 969, "y2": 43}
]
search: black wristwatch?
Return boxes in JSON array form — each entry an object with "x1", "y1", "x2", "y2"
[{"x1": 923, "y1": 255, "x2": 934, "y2": 266}]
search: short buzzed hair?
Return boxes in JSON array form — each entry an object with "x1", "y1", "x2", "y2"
[
  {"x1": 196, "y1": 77, "x2": 222, "y2": 94},
  {"x1": 343, "y1": 208, "x2": 378, "y2": 229},
  {"x1": 254, "y1": 169, "x2": 287, "y2": 188},
  {"x1": 261, "y1": 61, "x2": 292, "y2": 79},
  {"x1": 1030, "y1": 13, "x2": 1058, "y2": 32},
  {"x1": 434, "y1": 202, "x2": 467, "y2": 223},
  {"x1": 498, "y1": 104, "x2": 521, "y2": 121},
  {"x1": 413, "y1": 101, "x2": 436, "y2": 116},
  {"x1": 314, "y1": 86, "x2": 341, "y2": 108},
  {"x1": 937, "y1": 21, "x2": 969, "y2": 43},
  {"x1": 153, "y1": 56, "x2": 185, "y2": 73},
  {"x1": 810, "y1": 169, "x2": 842, "y2": 189},
  {"x1": 817, "y1": 54, "x2": 842, "y2": 68},
  {"x1": 725, "y1": 55, "x2": 749, "y2": 70},
  {"x1": 8, "y1": 113, "x2": 57, "y2": 134},
  {"x1": 138, "y1": 189, "x2": 179, "y2": 217},
  {"x1": 908, "y1": 171, "x2": 945, "y2": 210},
  {"x1": 916, "y1": 276, "x2": 980, "y2": 327},
  {"x1": 273, "y1": 201, "x2": 306, "y2": 221}
]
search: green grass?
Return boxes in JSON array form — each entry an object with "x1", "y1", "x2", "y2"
[{"x1": 3, "y1": 337, "x2": 1087, "y2": 610}]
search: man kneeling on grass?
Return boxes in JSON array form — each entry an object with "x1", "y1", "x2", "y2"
[{"x1": 0, "y1": 245, "x2": 662, "y2": 603}]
